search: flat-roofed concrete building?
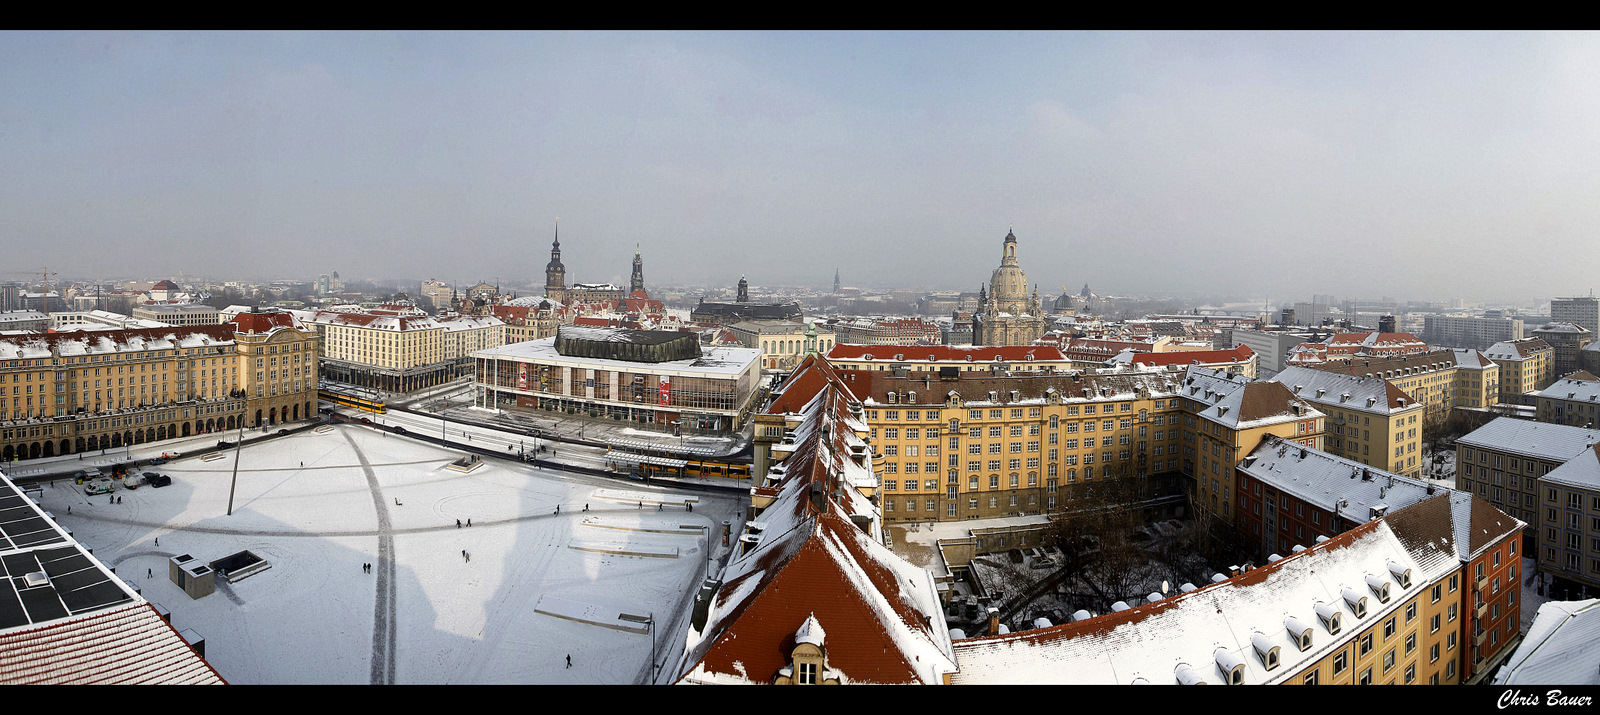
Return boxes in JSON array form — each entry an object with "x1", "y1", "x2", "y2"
[
  {"x1": 1423, "y1": 315, "x2": 1525, "y2": 351},
  {"x1": 132, "y1": 303, "x2": 222, "y2": 326},
  {"x1": 0, "y1": 310, "x2": 49, "y2": 333},
  {"x1": 1532, "y1": 322, "x2": 1594, "y2": 378},
  {"x1": 50, "y1": 310, "x2": 170, "y2": 332},
  {"x1": 472, "y1": 326, "x2": 761, "y2": 432},
  {"x1": 1551, "y1": 296, "x2": 1600, "y2": 337},
  {"x1": 1231, "y1": 328, "x2": 1320, "y2": 376}
]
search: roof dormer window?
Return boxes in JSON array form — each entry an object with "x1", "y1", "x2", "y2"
[
  {"x1": 1215, "y1": 648, "x2": 1246, "y2": 684},
  {"x1": 1367, "y1": 574, "x2": 1391, "y2": 603},
  {"x1": 1388, "y1": 562, "x2": 1413, "y2": 589},
  {"x1": 1315, "y1": 601, "x2": 1343, "y2": 635},
  {"x1": 1342, "y1": 588, "x2": 1368, "y2": 618},
  {"x1": 1251, "y1": 633, "x2": 1280, "y2": 671},
  {"x1": 1285, "y1": 616, "x2": 1313, "y2": 652}
]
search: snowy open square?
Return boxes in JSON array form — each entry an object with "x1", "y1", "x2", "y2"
[{"x1": 33, "y1": 424, "x2": 738, "y2": 684}]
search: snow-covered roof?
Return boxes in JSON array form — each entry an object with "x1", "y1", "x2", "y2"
[
  {"x1": 474, "y1": 337, "x2": 759, "y2": 377},
  {"x1": 1484, "y1": 339, "x2": 1551, "y2": 362},
  {"x1": 676, "y1": 355, "x2": 955, "y2": 685},
  {"x1": 1270, "y1": 366, "x2": 1420, "y2": 416},
  {"x1": 1239, "y1": 435, "x2": 1440, "y2": 521},
  {"x1": 1493, "y1": 598, "x2": 1600, "y2": 685},
  {"x1": 1456, "y1": 417, "x2": 1600, "y2": 463},
  {"x1": 1542, "y1": 444, "x2": 1600, "y2": 491},
  {"x1": 0, "y1": 472, "x2": 223, "y2": 684},
  {"x1": 949, "y1": 502, "x2": 1459, "y2": 684},
  {"x1": 1537, "y1": 376, "x2": 1600, "y2": 404},
  {"x1": 0, "y1": 325, "x2": 235, "y2": 359},
  {"x1": 288, "y1": 309, "x2": 440, "y2": 332}
]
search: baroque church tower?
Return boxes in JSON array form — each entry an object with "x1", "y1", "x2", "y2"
[
  {"x1": 630, "y1": 243, "x2": 646, "y2": 296},
  {"x1": 545, "y1": 220, "x2": 567, "y2": 303},
  {"x1": 975, "y1": 228, "x2": 1047, "y2": 347}
]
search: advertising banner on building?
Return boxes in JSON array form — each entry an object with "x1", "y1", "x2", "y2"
[
  {"x1": 659, "y1": 377, "x2": 670, "y2": 406},
  {"x1": 518, "y1": 366, "x2": 527, "y2": 390}
]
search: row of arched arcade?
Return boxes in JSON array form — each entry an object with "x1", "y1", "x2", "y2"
[{"x1": 2, "y1": 402, "x2": 310, "y2": 463}]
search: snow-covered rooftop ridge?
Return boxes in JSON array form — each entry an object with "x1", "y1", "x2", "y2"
[
  {"x1": 1537, "y1": 376, "x2": 1600, "y2": 402},
  {"x1": 949, "y1": 512, "x2": 1451, "y2": 684},
  {"x1": 1456, "y1": 417, "x2": 1600, "y2": 463},
  {"x1": 1493, "y1": 598, "x2": 1600, "y2": 686},
  {"x1": 1269, "y1": 366, "x2": 1413, "y2": 415},
  {"x1": 678, "y1": 355, "x2": 954, "y2": 685},
  {"x1": 0, "y1": 325, "x2": 235, "y2": 359},
  {"x1": 1241, "y1": 434, "x2": 1462, "y2": 522},
  {"x1": 473, "y1": 337, "x2": 760, "y2": 377},
  {"x1": 1541, "y1": 444, "x2": 1600, "y2": 491}
]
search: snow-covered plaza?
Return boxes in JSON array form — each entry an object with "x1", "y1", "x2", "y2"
[{"x1": 32, "y1": 424, "x2": 740, "y2": 684}]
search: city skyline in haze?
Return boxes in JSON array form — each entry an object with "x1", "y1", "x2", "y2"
[{"x1": 4, "y1": 31, "x2": 1599, "y2": 303}]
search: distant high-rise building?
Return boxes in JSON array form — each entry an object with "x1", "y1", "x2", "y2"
[
  {"x1": 1551, "y1": 296, "x2": 1599, "y2": 336},
  {"x1": 1423, "y1": 314, "x2": 1524, "y2": 351}
]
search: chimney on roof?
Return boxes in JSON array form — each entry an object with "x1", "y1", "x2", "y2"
[
  {"x1": 810, "y1": 481, "x2": 828, "y2": 514},
  {"x1": 987, "y1": 608, "x2": 1001, "y2": 636}
]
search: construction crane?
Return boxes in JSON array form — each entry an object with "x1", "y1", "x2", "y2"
[{"x1": 0, "y1": 267, "x2": 62, "y2": 311}]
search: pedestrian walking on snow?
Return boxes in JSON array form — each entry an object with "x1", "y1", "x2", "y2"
[
  {"x1": 467, "y1": 518, "x2": 472, "y2": 527},
  {"x1": 555, "y1": 505, "x2": 560, "y2": 514},
  {"x1": 148, "y1": 568, "x2": 152, "y2": 578},
  {"x1": 456, "y1": 519, "x2": 461, "y2": 528},
  {"x1": 566, "y1": 654, "x2": 571, "y2": 668}
]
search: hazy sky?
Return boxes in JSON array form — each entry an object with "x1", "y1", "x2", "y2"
[{"x1": 3, "y1": 31, "x2": 1598, "y2": 302}]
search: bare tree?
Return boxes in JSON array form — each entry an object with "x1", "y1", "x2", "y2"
[{"x1": 1045, "y1": 479, "x2": 1155, "y2": 612}]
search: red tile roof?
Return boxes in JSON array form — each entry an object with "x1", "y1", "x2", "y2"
[
  {"x1": 678, "y1": 354, "x2": 954, "y2": 684},
  {"x1": 827, "y1": 344, "x2": 1065, "y2": 363},
  {"x1": 230, "y1": 309, "x2": 299, "y2": 335},
  {"x1": 0, "y1": 603, "x2": 225, "y2": 684},
  {"x1": 1118, "y1": 345, "x2": 1254, "y2": 367}
]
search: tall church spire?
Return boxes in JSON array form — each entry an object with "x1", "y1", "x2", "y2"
[
  {"x1": 545, "y1": 218, "x2": 566, "y2": 302},
  {"x1": 630, "y1": 242, "x2": 646, "y2": 295}
]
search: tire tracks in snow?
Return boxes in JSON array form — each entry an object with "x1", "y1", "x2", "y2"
[{"x1": 343, "y1": 431, "x2": 397, "y2": 685}]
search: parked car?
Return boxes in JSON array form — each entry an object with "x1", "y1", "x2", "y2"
[
  {"x1": 392, "y1": 425, "x2": 407, "y2": 434},
  {"x1": 277, "y1": 429, "x2": 289, "y2": 435},
  {"x1": 122, "y1": 473, "x2": 141, "y2": 490},
  {"x1": 147, "y1": 474, "x2": 173, "y2": 488},
  {"x1": 216, "y1": 440, "x2": 235, "y2": 449},
  {"x1": 73, "y1": 469, "x2": 101, "y2": 484},
  {"x1": 148, "y1": 457, "x2": 167, "y2": 466},
  {"x1": 359, "y1": 417, "x2": 372, "y2": 425}
]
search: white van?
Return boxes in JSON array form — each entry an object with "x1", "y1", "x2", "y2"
[{"x1": 85, "y1": 477, "x2": 115, "y2": 495}]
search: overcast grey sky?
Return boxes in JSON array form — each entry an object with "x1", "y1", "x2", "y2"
[{"x1": 3, "y1": 31, "x2": 1597, "y2": 302}]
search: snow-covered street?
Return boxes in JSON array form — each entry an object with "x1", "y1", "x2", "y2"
[{"x1": 34, "y1": 423, "x2": 740, "y2": 684}]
